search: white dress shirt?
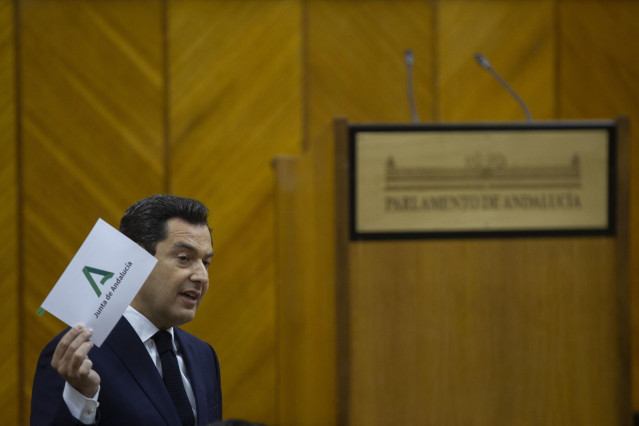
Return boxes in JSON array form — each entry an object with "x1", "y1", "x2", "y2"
[{"x1": 63, "y1": 306, "x2": 197, "y2": 424}]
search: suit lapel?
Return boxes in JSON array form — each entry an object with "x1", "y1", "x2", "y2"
[{"x1": 104, "y1": 317, "x2": 181, "y2": 425}]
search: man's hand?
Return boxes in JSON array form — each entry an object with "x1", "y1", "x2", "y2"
[{"x1": 51, "y1": 325, "x2": 101, "y2": 398}]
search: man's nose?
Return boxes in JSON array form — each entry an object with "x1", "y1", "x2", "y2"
[{"x1": 191, "y1": 261, "x2": 209, "y2": 283}]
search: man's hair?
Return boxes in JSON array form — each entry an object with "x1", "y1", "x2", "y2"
[{"x1": 119, "y1": 194, "x2": 210, "y2": 255}]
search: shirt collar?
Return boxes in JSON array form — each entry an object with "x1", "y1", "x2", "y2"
[{"x1": 123, "y1": 305, "x2": 175, "y2": 344}]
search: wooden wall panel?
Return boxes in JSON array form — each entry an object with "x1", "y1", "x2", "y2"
[
  {"x1": 438, "y1": 0, "x2": 555, "y2": 122},
  {"x1": 0, "y1": 0, "x2": 18, "y2": 424},
  {"x1": 19, "y1": 0, "x2": 165, "y2": 420},
  {"x1": 557, "y1": 0, "x2": 639, "y2": 411},
  {"x1": 3, "y1": 1, "x2": 638, "y2": 424},
  {"x1": 167, "y1": 1, "x2": 302, "y2": 423},
  {"x1": 307, "y1": 0, "x2": 434, "y2": 138}
]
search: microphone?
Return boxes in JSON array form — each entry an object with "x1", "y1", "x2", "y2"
[
  {"x1": 404, "y1": 50, "x2": 419, "y2": 123},
  {"x1": 474, "y1": 53, "x2": 533, "y2": 122}
]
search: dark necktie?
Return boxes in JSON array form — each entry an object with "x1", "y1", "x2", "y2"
[{"x1": 153, "y1": 330, "x2": 195, "y2": 426}]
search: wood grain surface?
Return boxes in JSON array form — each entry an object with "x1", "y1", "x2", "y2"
[
  {"x1": 19, "y1": 0, "x2": 165, "y2": 417},
  {"x1": 0, "y1": 0, "x2": 18, "y2": 423},
  {"x1": 3, "y1": 1, "x2": 639, "y2": 424},
  {"x1": 167, "y1": 1, "x2": 302, "y2": 422},
  {"x1": 559, "y1": 1, "x2": 639, "y2": 412},
  {"x1": 343, "y1": 237, "x2": 628, "y2": 425},
  {"x1": 439, "y1": 0, "x2": 555, "y2": 122}
]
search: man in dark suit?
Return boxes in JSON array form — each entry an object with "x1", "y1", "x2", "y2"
[{"x1": 31, "y1": 194, "x2": 222, "y2": 425}]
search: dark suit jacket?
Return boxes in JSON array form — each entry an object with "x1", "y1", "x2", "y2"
[{"x1": 31, "y1": 317, "x2": 222, "y2": 425}]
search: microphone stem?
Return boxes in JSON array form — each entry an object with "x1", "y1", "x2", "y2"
[
  {"x1": 485, "y1": 67, "x2": 533, "y2": 122},
  {"x1": 404, "y1": 50, "x2": 420, "y2": 123}
]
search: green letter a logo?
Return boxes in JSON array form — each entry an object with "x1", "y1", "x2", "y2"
[{"x1": 83, "y1": 266, "x2": 114, "y2": 297}]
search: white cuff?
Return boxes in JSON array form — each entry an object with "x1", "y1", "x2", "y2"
[{"x1": 62, "y1": 382, "x2": 100, "y2": 425}]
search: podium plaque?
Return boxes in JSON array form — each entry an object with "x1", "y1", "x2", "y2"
[{"x1": 350, "y1": 121, "x2": 616, "y2": 240}]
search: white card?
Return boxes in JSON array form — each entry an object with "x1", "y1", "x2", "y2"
[{"x1": 39, "y1": 218, "x2": 158, "y2": 346}]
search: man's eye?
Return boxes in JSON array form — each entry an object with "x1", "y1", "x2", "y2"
[
  {"x1": 203, "y1": 260, "x2": 211, "y2": 269},
  {"x1": 178, "y1": 255, "x2": 189, "y2": 262}
]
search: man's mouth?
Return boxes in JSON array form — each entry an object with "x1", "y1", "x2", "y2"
[{"x1": 180, "y1": 290, "x2": 200, "y2": 301}]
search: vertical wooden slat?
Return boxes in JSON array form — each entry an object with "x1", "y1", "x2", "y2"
[
  {"x1": 616, "y1": 116, "x2": 633, "y2": 422},
  {"x1": 333, "y1": 118, "x2": 350, "y2": 426},
  {"x1": 20, "y1": 0, "x2": 165, "y2": 419},
  {"x1": 558, "y1": 1, "x2": 639, "y2": 413},
  {"x1": 167, "y1": 1, "x2": 302, "y2": 423},
  {"x1": 274, "y1": 155, "x2": 333, "y2": 426},
  {"x1": 438, "y1": 0, "x2": 555, "y2": 122},
  {"x1": 0, "y1": 0, "x2": 19, "y2": 424},
  {"x1": 273, "y1": 132, "x2": 340, "y2": 425}
]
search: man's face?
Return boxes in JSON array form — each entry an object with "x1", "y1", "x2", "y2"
[{"x1": 131, "y1": 217, "x2": 213, "y2": 330}]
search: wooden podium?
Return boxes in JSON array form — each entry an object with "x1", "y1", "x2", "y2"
[{"x1": 273, "y1": 118, "x2": 631, "y2": 426}]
